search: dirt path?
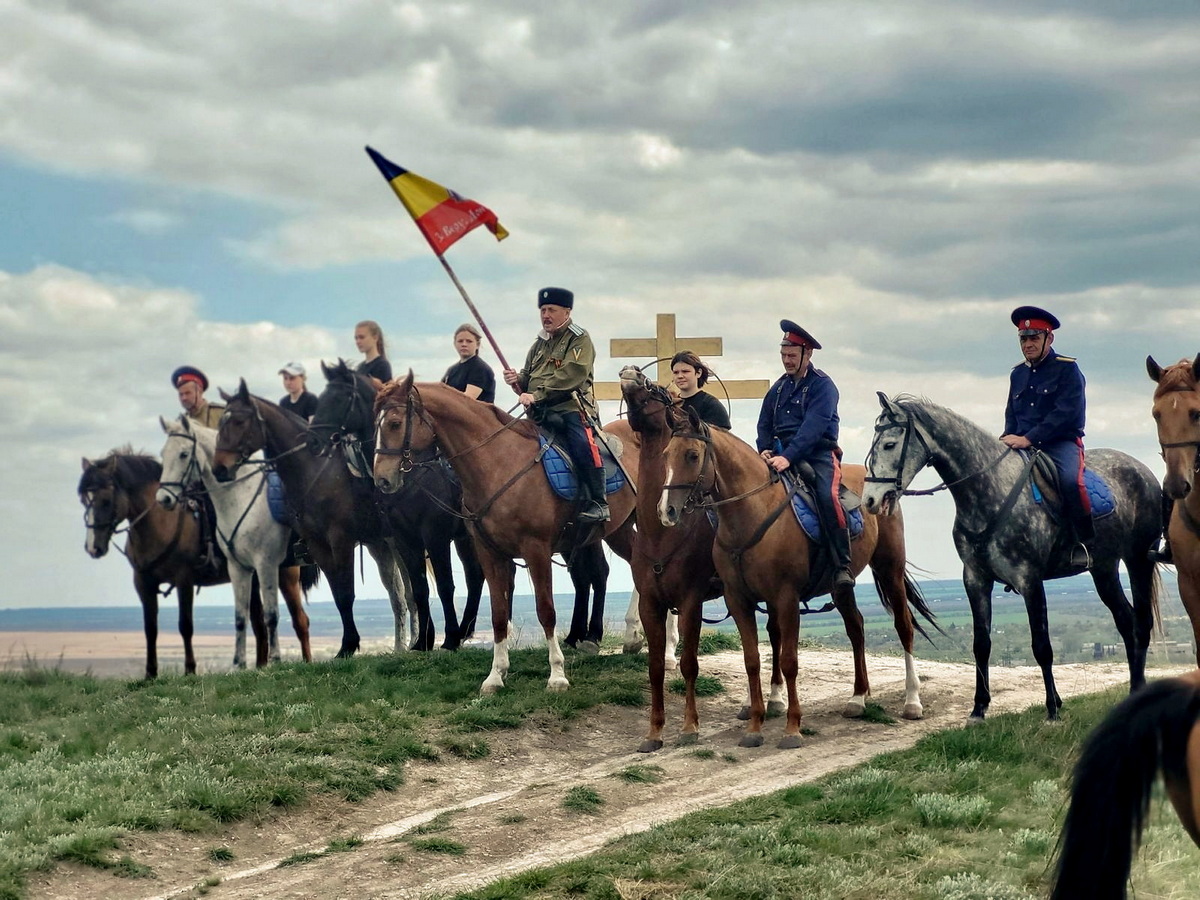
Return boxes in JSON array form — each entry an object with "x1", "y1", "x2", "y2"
[{"x1": 27, "y1": 649, "x2": 1185, "y2": 900}]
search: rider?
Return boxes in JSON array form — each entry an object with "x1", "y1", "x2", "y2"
[
  {"x1": 502, "y1": 287, "x2": 609, "y2": 524},
  {"x1": 1000, "y1": 306, "x2": 1093, "y2": 568},
  {"x1": 756, "y1": 319, "x2": 853, "y2": 591},
  {"x1": 172, "y1": 366, "x2": 224, "y2": 429}
]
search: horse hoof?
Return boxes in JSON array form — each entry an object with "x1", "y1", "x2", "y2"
[
  {"x1": 547, "y1": 677, "x2": 570, "y2": 693},
  {"x1": 622, "y1": 639, "x2": 645, "y2": 655},
  {"x1": 736, "y1": 705, "x2": 751, "y2": 721},
  {"x1": 843, "y1": 698, "x2": 866, "y2": 718},
  {"x1": 967, "y1": 713, "x2": 986, "y2": 725},
  {"x1": 578, "y1": 640, "x2": 601, "y2": 656},
  {"x1": 638, "y1": 739, "x2": 664, "y2": 753},
  {"x1": 663, "y1": 655, "x2": 679, "y2": 671},
  {"x1": 777, "y1": 734, "x2": 803, "y2": 750},
  {"x1": 677, "y1": 732, "x2": 699, "y2": 746},
  {"x1": 738, "y1": 733, "x2": 765, "y2": 748},
  {"x1": 766, "y1": 700, "x2": 786, "y2": 718},
  {"x1": 902, "y1": 703, "x2": 924, "y2": 720},
  {"x1": 480, "y1": 678, "x2": 503, "y2": 695}
]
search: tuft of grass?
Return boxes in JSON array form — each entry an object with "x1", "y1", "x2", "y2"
[
  {"x1": 612, "y1": 764, "x2": 666, "y2": 785},
  {"x1": 562, "y1": 786, "x2": 605, "y2": 814},
  {"x1": 913, "y1": 792, "x2": 991, "y2": 828},
  {"x1": 408, "y1": 836, "x2": 467, "y2": 856},
  {"x1": 498, "y1": 812, "x2": 527, "y2": 825},
  {"x1": 861, "y1": 702, "x2": 897, "y2": 725},
  {"x1": 668, "y1": 675, "x2": 725, "y2": 696},
  {"x1": 443, "y1": 737, "x2": 490, "y2": 759},
  {"x1": 412, "y1": 813, "x2": 454, "y2": 835},
  {"x1": 691, "y1": 748, "x2": 716, "y2": 760},
  {"x1": 277, "y1": 851, "x2": 323, "y2": 868},
  {"x1": 325, "y1": 835, "x2": 363, "y2": 853},
  {"x1": 696, "y1": 630, "x2": 741, "y2": 655},
  {"x1": 206, "y1": 846, "x2": 234, "y2": 863}
]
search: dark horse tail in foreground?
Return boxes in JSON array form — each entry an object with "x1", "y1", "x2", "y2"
[{"x1": 1051, "y1": 669, "x2": 1200, "y2": 900}]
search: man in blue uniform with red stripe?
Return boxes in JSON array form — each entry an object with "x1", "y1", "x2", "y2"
[
  {"x1": 757, "y1": 319, "x2": 853, "y2": 591},
  {"x1": 1000, "y1": 306, "x2": 1093, "y2": 567}
]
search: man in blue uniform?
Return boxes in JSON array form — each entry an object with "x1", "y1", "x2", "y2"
[
  {"x1": 756, "y1": 319, "x2": 853, "y2": 591},
  {"x1": 1000, "y1": 306, "x2": 1093, "y2": 567}
]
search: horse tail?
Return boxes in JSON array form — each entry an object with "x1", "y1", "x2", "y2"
[
  {"x1": 1050, "y1": 674, "x2": 1200, "y2": 900},
  {"x1": 868, "y1": 569, "x2": 941, "y2": 643},
  {"x1": 299, "y1": 563, "x2": 321, "y2": 596}
]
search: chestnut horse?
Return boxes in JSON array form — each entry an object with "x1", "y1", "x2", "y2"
[
  {"x1": 658, "y1": 416, "x2": 936, "y2": 748},
  {"x1": 373, "y1": 375, "x2": 639, "y2": 694},
  {"x1": 1051, "y1": 669, "x2": 1200, "y2": 900},
  {"x1": 1148, "y1": 354, "x2": 1200, "y2": 661}
]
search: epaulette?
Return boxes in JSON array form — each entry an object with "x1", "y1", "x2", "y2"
[
  {"x1": 1055, "y1": 355, "x2": 1077, "y2": 363},
  {"x1": 810, "y1": 367, "x2": 828, "y2": 378},
  {"x1": 567, "y1": 321, "x2": 586, "y2": 336}
]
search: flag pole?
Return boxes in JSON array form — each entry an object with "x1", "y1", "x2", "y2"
[{"x1": 434, "y1": 253, "x2": 512, "y2": 373}]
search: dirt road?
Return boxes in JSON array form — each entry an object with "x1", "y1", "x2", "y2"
[{"x1": 28, "y1": 648, "x2": 1179, "y2": 900}]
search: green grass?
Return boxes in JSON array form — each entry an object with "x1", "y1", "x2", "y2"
[
  {"x1": 0, "y1": 647, "x2": 648, "y2": 898},
  {"x1": 409, "y1": 836, "x2": 468, "y2": 855},
  {"x1": 447, "y1": 688, "x2": 1200, "y2": 900},
  {"x1": 669, "y1": 674, "x2": 725, "y2": 696},
  {"x1": 611, "y1": 764, "x2": 666, "y2": 784},
  {"x1": 696, "y1": 630, "x2": 742, "y2": 655},
  {"x1": 562, "y1": 786, "x2": 604, "y2": 814}
]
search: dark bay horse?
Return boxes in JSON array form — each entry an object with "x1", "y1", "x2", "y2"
[
  {"x1": 309, "y1": 360, "x2": 483, "y2": 651},
  {"x1": 658, "y1": 416, "x2": 936, "y2": 749},
  {"x1": 373, "y1": 375, "x2": 640, "y2": 693},
  {"x1": 79, "y1": 450, "x2": 231, "y2": 678},
  {"x1": 1148, "y1": 355, "x2": 1200, "y2": 661},
  {"x1": 1051, "y1": 669, "x2": 1200, "y2": 900},
  {"x1": 212, "y1": 381, "x2": 415, "y2": 658},
  {"x1": 861, "y1": 394, "x2": 1161, "y2": 721}
]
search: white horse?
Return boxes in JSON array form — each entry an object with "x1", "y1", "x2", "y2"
[{"x1": 157, "y1": 416, "x2": 304, "y2": 668}]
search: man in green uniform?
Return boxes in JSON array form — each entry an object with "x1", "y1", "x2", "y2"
[
  {"x1": 172, "y1": 366, "x2": 224, "y2": 429},
  {"x1": 503, "y1": 287, "x2": 609, "y2": 523}
]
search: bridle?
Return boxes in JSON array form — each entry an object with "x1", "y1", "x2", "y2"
[
  {"x1": 374, "y1": 385, "x2": 435, "y2": 478},
  {"x1": 308, "y1": 377, "x2": 373, "y2": 458},
  {"x1": 157, "y1": 427, "x2": 203, "y2": 505},
  {"x1": 216, "y1": 397, "x2": 307, "y2": 475},
  {"x1": 662, "y1": 419, "x2": 717, "y2": 514}
]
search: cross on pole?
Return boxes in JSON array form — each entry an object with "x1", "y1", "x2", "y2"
[{"x1": 594, "y1": 313, "x2": 769, "y2": 402}]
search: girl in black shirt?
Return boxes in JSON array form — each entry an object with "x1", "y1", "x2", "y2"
[
  {"x1": 441, "y1": 323, "x2": 496, "y2": 403},
  {"x1": 354, "y1": 319, "x2": 393, "y2": 382}
]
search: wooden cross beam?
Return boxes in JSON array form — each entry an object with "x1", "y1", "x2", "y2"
[{"x1": 594, "y1": 313, "x2": 769, "y2": 402}]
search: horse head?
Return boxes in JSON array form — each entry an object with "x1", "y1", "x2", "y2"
[
  {"x1": 620, "y1": 365, "x2": 680, "y2": 436},
  {"x1": 1148, "y1": 354, "x2": 1200, "y2": 500},
  {"x1": 156, "y1": 415, "x2": 202, "y2": 510},
  {"x1": 658, "y1": 410, "x2": 713, "y2": 527},
  {"x1": 308, "y1": 359, "x2": 377, "y2": 456},
  {"x1": 373, "y1": 371, "x2": 434, "y2": 494},
  {"x1": 212, "y1": 379, "x2": 262, "y2": 482},
  {"x1": 861, "y1": 392, "x2": 933, "y2": 517},
  {"x1": 78, "y1": 455, "x2": 121, "y2": 558}
]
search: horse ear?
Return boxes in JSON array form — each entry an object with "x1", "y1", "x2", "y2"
[
  {"x1": 81, "y1": 456, "x2": 91, "y2": 473},
  {"x1": 1192, "y1": 354, "x2": 1200, "y2": 384},
  {"x1": 219, "y1": 387, "x2": 233, "y2": 402},
  {"x1": 369, "y1": 376, "x2": 384, "y2": 391},
  {"x1": 876, "y1": 391, "x2": 892, "y2": 410},
  {"x1": 1146, "y1": 356, "x2": 1163, "y2": 383},
  {"x1": 237, "y1": 378, "x2": 250, "y2": 400},
  {"x1": 159, "y1": 415, "x2": 171, "y2": 433},
  {"x1": 321, "y1": 360, "x2": 334, "y2": 380},
  {"x1": 403, "y1": 370, "x2": 415, "y2": 390}
]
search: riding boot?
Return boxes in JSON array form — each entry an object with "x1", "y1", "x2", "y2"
[
  {"x1": 830, "y1": 527, "x2": 854, "y2": 591},
  {"x1": 1068, "y1": 515, "x2": 1095, "y2": 570},
  {"x1": 1149, "y1": 492, "x2": 1174, "y2": 564},
  {"x1": 576, "y1": 467, "x2": 610, "y2": 524}
]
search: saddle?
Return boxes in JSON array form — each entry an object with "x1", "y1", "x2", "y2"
[
  {"x1": 786, "y1": 476, "x2": 865, "y2": 543},
  {"x1": 265, "y1": 471, "x2": 292, "y2": 527},
  {"x1": 538, "y1": 432, "x2": 628, "y2": 501},
  {"x1": 184, "y1": 489, "x2": 227, "y2": 579},
  {"x1": 1028, "y1": 454, "x2": 1116, "y2": 520}
]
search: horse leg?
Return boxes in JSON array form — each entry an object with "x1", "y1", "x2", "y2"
[
  {"x1": 870, "y1": 514, "x2": 923, "y2": 719},
  {"x1": 963, "y1": 565, "x2": 994, "y2": 721},
  {"x1": 279, "y1": 565, "x2": 312, "y2": 662},
  {"x1": 1092, "y1": 562, "x2": 1145, "y2": 691},
  {"x1": 664, "y1": 606, "x2": 679, "y2": 671},
  {"x1": 134, "y1": 572, "x2": 161, "y2": 679},
  {"x1": 229, "y1": 566, "x2": 255, "y2": 669},
  {"x1": 1180, "y1": 566, "x2": 1200, "y2": 668},
  {"x1": 586, "y1": 546, "x2": 609, "y2": 646},
  {"x1": 248, "y1": 572, "x2": 268, "y2": 667},
  {"x1": 1020, "y1": 580, "x2": 1061, "y2": 721},
  {"x1": 395, "y1": 543, "x2": 432, "y2": 651},
  {"x1": 676, "y1": 590, "x2": 705, "y2": 745},
  {"x1": 638, "y1": 583, "x2": 670, "y2": 753},
  {"x1": 453, "y1": 535, "x2": 483, "y2": 641},
  {"x1": 833, "y1": 586, "x2": 869, "y2": 717},
  {"x1": 312, "y1": 537, "x2": 359, "y2": 658},
  {"x1": 367, "y1": 541, "x2": 413, "y2": 652},
  {"x1": 428, "y1": 542, "x2": 462, "y2": 651},
  {"x1": 764, "y1": 612, "x2": 786, "y2": 718},
  {"x1": 776, "y1": 597, "x2": 804, "y2": 750},
  {"x1": 622, "y1": 588, "x2": 645, "y2": 654},
  {"x1": 565, "y1": 553, "x2": 590, "y2": 650},
  {"x1": 528, "y1": 550, "x2": 568, "y2": 692},
  {"x1": 258, "y1": 565, "x2": 282, "y2": 664},
  {"x1": 480, "y1": 548, "x2": 515, "y2": 694},
  {"x1": 729, "y1": 595, "x2": 765, "y2": 747}
]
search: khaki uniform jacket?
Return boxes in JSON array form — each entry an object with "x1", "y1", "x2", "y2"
[
  {"x1": 188, "y1": 401, "x2": 225, "y2": 430},
  {"x1": 517, "y1": 321, "x2": 597, "y2": 415}
]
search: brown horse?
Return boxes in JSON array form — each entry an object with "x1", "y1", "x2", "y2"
[
  {"x1": 373, "y1": 375, "x2": 639, "y2": 693},
  {"x1": 1051, "y1": 669, "x2": 1200, "y2": 900},
  {"x1": 1148, "y1": 354, "x2": 1200, "y2": 660},
  {"x1": 78, "y1": 450, "x2": 312, "y2": 677},
  {"x1": 658, "y1": 416, "x2": 936, "y2": 748}
]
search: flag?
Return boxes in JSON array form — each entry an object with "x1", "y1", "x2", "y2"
[{"x1": 365, "y1": 146, "x2": 508, "y2": 255}]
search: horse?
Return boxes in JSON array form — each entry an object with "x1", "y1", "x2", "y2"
[
  {"x1": 657, "y1": 413, "x2": 937, "y2": 749},
  {"x1": 860, "y1": 393, "x2": 1161, "y2": 721},
  {"x1": 157, "y1": 416, "x2": 315, "y2": 666},
  {"x1": 212, "y1": 380, "x2": 416, "y2": 658},
  {"x1": 373, "y1": 375, "x2": 640, "y2": 694},
  {"x1": 79, "y1": 449, "x2": 231, "y2": 678},
  {"x1": 308, "y1": 360, "x2": 483, "y2": 651},
  {"x1": 1050, "y1": 669, "x2": 1200, "y2": 900},
  {"x1": 1147, "y1": 354, "x2": 1200, "y2": 660}
]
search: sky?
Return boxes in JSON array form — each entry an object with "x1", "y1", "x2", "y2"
[{"x1": 2, "y1": 1, "x2": 1199, "y2": 616}]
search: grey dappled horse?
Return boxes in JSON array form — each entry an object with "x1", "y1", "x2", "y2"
[{"x1": 861, "y1": 393, "x2": 1160, "y2": 721}]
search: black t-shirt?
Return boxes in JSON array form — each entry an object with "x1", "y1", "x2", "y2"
[
  {"x1": 279, "y1": 391, "x2": 319, "y2": 421},
  {"x1": 442, "y1": 355, "x2": 496, "y2": 403},
  {"x1": 358, "y1": 356, "x2": 393, "y2": 383},
  {"x1": 682, "y1": 391, "x2": 731, "y2": 429}
]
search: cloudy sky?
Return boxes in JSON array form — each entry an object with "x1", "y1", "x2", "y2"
[{"x1": 2, "y1": 1, "x2": 1199, "y2": 618}]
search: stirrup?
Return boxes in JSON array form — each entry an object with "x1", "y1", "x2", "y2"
[
  {"x1": 1068, "y1": 543, "x2": 1092, "y2": 570},
  {"x1": 833, "y1": 568, "x2": 855, "y2": 591},
  {"x1": 577, "y1": 503, "x2": 610, "y2": 524},
  {"x1": 1148, "y1": 541, "x2": 1173, "y2": 565}
]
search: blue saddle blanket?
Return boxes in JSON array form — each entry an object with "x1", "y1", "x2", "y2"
[
  {"x1": 266, "y1": 471, "x2": 291, "y2": 526},
  {"x1": 1031, "y1": 467, "x2": 1116, "y2": 519},
  {"x1": 792, "y1": 490, "x2": 864, "y2": 544},
  {"x1": 539, "y1": 437, "x2": 627, "y2": 501}
]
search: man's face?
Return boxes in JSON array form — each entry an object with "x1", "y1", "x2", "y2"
[
  {"x1": 177, "y1": 381, "x2": 202, "y2": 413},
  {"x1": 1019, "y1": 331, "x2": 1053, "y2": 363},
  {"x1": 780, "y1": 345, "x2": 808, "y2": 377},
  {"x1": 540, "y1": 304, "x2": 570, "y2": 333}
]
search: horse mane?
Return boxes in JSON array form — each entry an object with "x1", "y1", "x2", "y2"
[
  {"x1": 375, "y1": 380, "x2": 540, "y2": 439},
  {"x1": 80, "y1": 447, "x2": 162, "y2": 492},
  {"x1": 1154, "y1": 359, "x2": 1199, "y2": 398}
]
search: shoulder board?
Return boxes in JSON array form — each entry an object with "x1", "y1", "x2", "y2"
[
  {"x1": 1055, "y1": 355, "x2": 1076, "y2": 363},
  {"x1": 567, "y1": 322, "x2": 585, "y2": 336},
  {"x1": 1011, "y1": 362, "x2": 1026, "y2": 370},
  {"x1": 810, "y1": 367, "x2": 828, "y2": 379}
]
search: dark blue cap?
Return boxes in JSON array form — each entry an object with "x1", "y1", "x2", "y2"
[
  {"x1": 780, "y1": 319, "x2": 821, "y2": 350},
  {"x1": 537, "y1": 287, "x2": 574, "y2": 309},
  {"x1": 1011, "y1": 306, "x2": 1060, "y2": 335},
  {"x1": 171, "y1": 366, "x2": 209, "y2": 390}
]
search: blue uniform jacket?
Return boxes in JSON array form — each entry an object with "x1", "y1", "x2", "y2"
[
  {"x1": 1004, "y1": 348, "x2": 1086, "y2": 447},
  {"x1": 756, "y1": 367, "x2": 840, "y2": 465}
]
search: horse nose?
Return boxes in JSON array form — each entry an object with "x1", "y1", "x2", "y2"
[
  {"x1": 213, "y1": 464, "x2": 230, "y2": 482},
  {"x1": 376, "y1": 475, "x2": 397, "y2": 494},
  {"x1": 1164, "y1": 472, "x2": 1191, "y2": 500}
]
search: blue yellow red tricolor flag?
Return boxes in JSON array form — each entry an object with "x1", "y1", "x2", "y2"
[{"x1": 365, "y1": 146, "x2": 508, "y2": 255}]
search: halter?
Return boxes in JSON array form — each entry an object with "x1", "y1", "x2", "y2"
[
  {"x1": 662, "y1": 420, "x2": 717, "y2": 513},
  {"x1": 1158, "y1": 438, "x2": 1200, "y2": 473},
  {"x1": 158, "y1": 426, "x2": 203, "y2": 504},
  {"x1": 374, "y1": 384, "x2": 430, "y2": 476},
  {"x1": 308, "y1": 376, "x2": 373, "y2": 458},
  {"x1": 217, "y1": 396, "x2": 308, "y2": 475}
]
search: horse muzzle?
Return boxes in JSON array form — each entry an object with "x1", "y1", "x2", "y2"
[
  {"x1": 861, "y1": 486, "x2": 898, "y2": 516},
  {"x1": 156, "y1": 487, "x2": 178, "y2": 510},
  {"x1": 1164, "y1": 470, "x2": 1193, "y2": 501}
]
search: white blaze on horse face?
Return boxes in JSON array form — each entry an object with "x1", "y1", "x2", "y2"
[
  {"x1": 82, "y1": 492, "x2": 100, "y2": 556},
  {"x1": 657, "y1": 458, "x2": 678, "y2": 526}
]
